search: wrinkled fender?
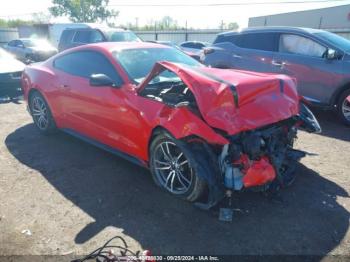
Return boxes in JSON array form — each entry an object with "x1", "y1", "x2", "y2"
[
  {"x1": 156, "y1": 106, "x2": 229, "y2": 145},
  {"x1": 154, "y1": 106, "x2": 227, "y2": 208}
]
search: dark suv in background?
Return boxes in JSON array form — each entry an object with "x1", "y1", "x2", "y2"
[
  {"x1": 201, "y1": 27, "x2": 350, "y2": 125},
  {"x1": 58, "y1": 26, "x2": 141, "y2": 52}
]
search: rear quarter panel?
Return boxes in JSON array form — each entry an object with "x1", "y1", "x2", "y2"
[{"x1": 22, "y1": 62, "x2": 62, "y2": 123}]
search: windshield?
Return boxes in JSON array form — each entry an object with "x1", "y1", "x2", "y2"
[
  {"x1": 104, "y1": 30, "x2": 141, "y2": 42},
  {"x1": 314, "y1": 31, "x2": 350, "y2": 52},
  {"x1": 113, "y1": 47, "x2": 201, "y2": 83}
]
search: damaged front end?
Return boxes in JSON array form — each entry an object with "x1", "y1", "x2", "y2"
[
  {"x1": 219, "y1": 113, "x2": 318, "y2": 194},
  {"x1": 139, "y1": 61, "x2": 321, "y2": 211},
  {"x1": 196, "y1": 109, "x2": 320, "y2": 211}
]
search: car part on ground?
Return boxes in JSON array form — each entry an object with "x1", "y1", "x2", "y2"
[
  {"x1": 22, "y1": 42, "x2": 321, "y2": 210},
  {"x1": 4, "y1": 38, "x2": 58, "y2": 63},
  {"x1": 201, "y1": 26, "x2": 350, "y2": 126},
  {"x1": 0, "y1": 48, "x2": 25, "y2": 98}
]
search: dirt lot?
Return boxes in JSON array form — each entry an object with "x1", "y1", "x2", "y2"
[{"x1": 0, "y1": 99, "x2": 349, "y2": 260}]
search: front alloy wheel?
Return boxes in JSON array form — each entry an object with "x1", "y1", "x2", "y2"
[
  {"x1": 153, "y1": 141, "x2": 193, "y2": 195},
  {"x1": 150, "y1": 133, "x2": 206, "y2": 202}
]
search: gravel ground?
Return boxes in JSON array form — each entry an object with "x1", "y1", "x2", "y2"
[{"x1": 0, "y1": 100, "x2": 349, "y2": 260}]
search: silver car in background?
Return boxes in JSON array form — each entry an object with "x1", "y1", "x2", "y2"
[{"x1": 4, "y1": 38, "x2": 58, "y2": 63}]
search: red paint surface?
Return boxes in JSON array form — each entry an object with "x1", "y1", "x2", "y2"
[
  {"x1": 232, "y1": 154, "x2": 276, "y2": 188},
  {"x1": 241, "y1": 156, "x2": 276, "y2": 188}
]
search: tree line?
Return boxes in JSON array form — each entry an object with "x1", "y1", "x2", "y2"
[{"x1": 0, "y1": 0, "x2": 238, "y2": 31}]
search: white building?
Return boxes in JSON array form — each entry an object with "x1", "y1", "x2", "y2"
[{"x1": 249, "y1": 4, "x2": 350, "y2": 39}]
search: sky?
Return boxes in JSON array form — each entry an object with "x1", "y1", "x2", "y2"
[{"x1": 0, "y1": 0, "x2": 350, "y2": 29}]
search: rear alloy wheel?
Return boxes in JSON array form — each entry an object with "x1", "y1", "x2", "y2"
[
  {"x1": 337, "y1": 89, "x2": 350, "y2": 126},
  {"x1": 30, "y1": 92, "x2": 56, "y2": 134},
  {"x1": 150, "y1": 133, "x2": 206, "y2": 202}
]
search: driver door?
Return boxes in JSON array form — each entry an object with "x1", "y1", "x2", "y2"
[{"x1": 52, "y1": 50, "x2": 130, "y2": 151}]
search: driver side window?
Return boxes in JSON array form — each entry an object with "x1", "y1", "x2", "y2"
[
  {"x1": 90, "y1": 30, "x2": 104, "y2": 43},
  {"x1": 279, "y1": 34, "x2": 327, "y2": 58},
  {"x1": 54, "y1": 51, "x2": 123, "y2": 85}
]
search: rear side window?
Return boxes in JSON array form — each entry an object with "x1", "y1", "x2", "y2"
[
  {"x1": 54, "y1": 51, "x2": 123, "y2": 85},
  {"x1": 232, "y1": 33, "x2": 279, "y2": 52},
  {"x1": 73, "y1": 30, "x2": 104, "y2": 44},
  {"x1": 60, "y1": 30, "x2": 75, "y2": 43},
  {"x1": 90, "y1": 30, "x2": 104, "y2": 42},
  {"x1": 279, "y1": 34, "x2": 327, "y2": 58},
  {"x1": 73, "y1": 30, "x2": 90, "y2": 43},
  {"x1": 73, "y1": 30, "x2": 91, "y2": 43}
]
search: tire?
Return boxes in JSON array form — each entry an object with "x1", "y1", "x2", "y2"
[
  {"x1": 149, "y1": 132, "x2": 206, "y2": 202},
  {"x1": 29, "y1": 91, "x2": 57, "y2": 134},
  {"x1": 337, "y1": 89, "x2": 350, "y2": 126}
]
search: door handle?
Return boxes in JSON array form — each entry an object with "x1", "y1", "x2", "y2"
[{"x1": 272, "y1": 60, "x2": 285, "y2": 67}]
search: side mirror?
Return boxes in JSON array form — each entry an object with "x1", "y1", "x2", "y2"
[
  {"x1": 325, "y1": 49, "x2": 337, "y2": 60},
  {"x1": 89, "y1": 74, "x2": 117, "y2": 87}
]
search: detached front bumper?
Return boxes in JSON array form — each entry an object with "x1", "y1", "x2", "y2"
[{"x1": 196, "y1": 105, "x2": 321, "y2": 209}]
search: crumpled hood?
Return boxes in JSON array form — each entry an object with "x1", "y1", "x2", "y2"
[{"x1": 138, "y1": 61, "x2": 300, "y2": 135}]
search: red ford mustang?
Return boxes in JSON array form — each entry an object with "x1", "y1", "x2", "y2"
[{"x1": 22, "y1": 42, "x2": 321, "y2": 208}]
